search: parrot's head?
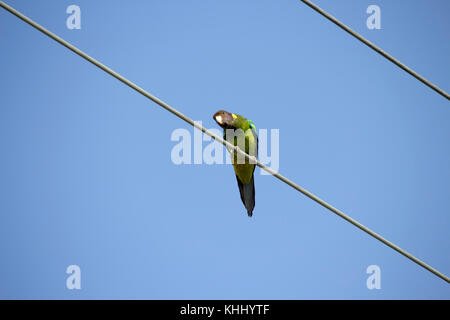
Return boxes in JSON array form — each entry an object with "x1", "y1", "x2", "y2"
[{"x1": 213, "y1": 110, "x2": 235, "y2": 129}]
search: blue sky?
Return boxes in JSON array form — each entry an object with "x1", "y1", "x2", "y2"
[{"x1": 0, "y1": 0, "x2": 449, "y2": 299}]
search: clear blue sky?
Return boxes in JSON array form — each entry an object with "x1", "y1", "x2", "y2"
[{"x1": 0, "y1": 0, "x2": 449, "y2": 299}]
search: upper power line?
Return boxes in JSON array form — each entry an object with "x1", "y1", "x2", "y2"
[{"x1": 300, "y1": 0, "x2": 450, "y2": 100}]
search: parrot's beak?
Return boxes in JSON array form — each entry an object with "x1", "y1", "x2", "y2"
[{"x1": 213, "y1": 110, "x2": 234, "y2": 129}]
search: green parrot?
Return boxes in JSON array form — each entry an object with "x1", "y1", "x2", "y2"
[{"x1": 213, "y1": 110, "x2": 258, "y2": 216}]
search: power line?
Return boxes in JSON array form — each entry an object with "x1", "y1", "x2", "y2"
[
  {"x1": 1, "y1": 1, "x2": 448, "y2": 284},
  {"x1": 300, "y1": 0, "x2": 450, "y2": 100}
]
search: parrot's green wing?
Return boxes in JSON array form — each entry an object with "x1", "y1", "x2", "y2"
[
  {"x1": 227, "y1": 117, "x2": 258, "y2": 216},
  {"x1": 235, "y1": 126, "x2": 257, "y2": 216}
]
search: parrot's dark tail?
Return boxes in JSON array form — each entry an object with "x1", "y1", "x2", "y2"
[{"x1": 236, "y1": 175, "x2": 255, "y2": 217}]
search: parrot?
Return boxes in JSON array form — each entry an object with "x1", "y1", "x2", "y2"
[{"x1": 213, "y1": 110, "x2": 258, "y2": 217}]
